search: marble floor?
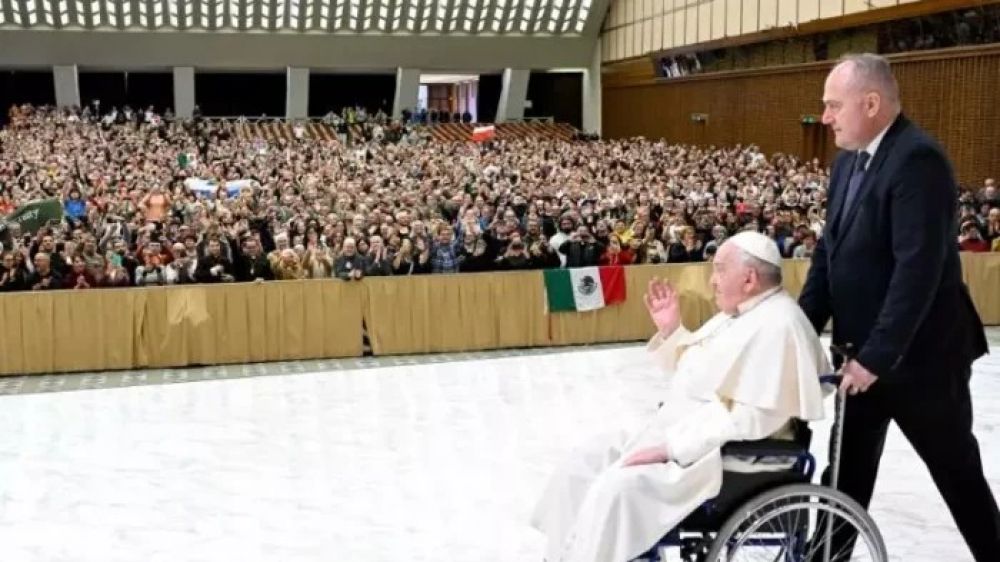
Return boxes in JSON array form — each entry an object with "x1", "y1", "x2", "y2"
[{"x1": 0, "y1": 331, "x2": 997, "y2": 562}]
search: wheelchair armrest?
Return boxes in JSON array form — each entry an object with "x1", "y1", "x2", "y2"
[{"x1": 721, "y1": 438, "x2": 806, "y2": 458}]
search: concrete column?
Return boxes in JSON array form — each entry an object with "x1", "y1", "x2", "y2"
[
  {"x1": 582, "y1": 38, "x2": 602, "y2": 136},
  {"x1": 495, "y1": 68, "x2": 530, "y2": 122},
  {"x1": 53, "y1": 65, "x2": 80, "y2": 108},
  {"x1": 392, "y1": 68, "x2": 420, "y2": 120},
  {"x1": 286, "y1": 67, "x2": 310, "y2": 119},
  {"x1": 468, "y1": 80, "x2": 478, "y2": 122},
  {"x1": 173, "y1": 66, "x2": 195, "y2": 118}
]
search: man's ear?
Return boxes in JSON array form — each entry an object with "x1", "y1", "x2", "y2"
[{"x1": 865, "y1": 92, "x2": 881, "y2": 118}]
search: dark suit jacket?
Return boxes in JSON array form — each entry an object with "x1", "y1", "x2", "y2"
[
  {"x1": 194, "y1": 255, "x2": 234, "y2": 284},
  {"x1": 799, "y1": 114, "x2": 987, "y2": 382},
  {"x1": 234, "y1": 254, "x2": 275, "y2": 282}
]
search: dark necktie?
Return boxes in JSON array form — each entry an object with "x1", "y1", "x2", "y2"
[{"x1": 842, "y1": 150, "x2": 871, "y2": 215}]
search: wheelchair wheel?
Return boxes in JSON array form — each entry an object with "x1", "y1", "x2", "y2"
[{"x1": 703, "y1": 483, "x2": 887, "y2": 561}]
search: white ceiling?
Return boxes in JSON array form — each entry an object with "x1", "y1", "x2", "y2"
[
  {"x1": 0, "y1": 0, "x2": 594, "y2": 35},
  {"x1": 419, "y1": 73, "x2": 478, "y2": 83}
]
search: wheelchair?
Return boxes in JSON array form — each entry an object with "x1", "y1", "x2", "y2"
[{"x1": 639, "y1": 373, "x2": 888, "y2": 562}]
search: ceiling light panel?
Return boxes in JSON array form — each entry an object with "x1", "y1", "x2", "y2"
[{"x1": 0, "y1": 0, "x2": 591, "y2": 34}]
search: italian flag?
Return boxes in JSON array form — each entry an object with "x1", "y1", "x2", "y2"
[{"x1": 544, "y1": 266, "x2": 627, "y2": 312}]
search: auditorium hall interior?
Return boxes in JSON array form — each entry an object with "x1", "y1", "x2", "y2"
[{"x1": 1, "y1": 1, "x2": 999, "y2": 560}]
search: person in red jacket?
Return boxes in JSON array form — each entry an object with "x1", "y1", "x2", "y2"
[{"x1": 599, "y1": 235, "x2": 635, "y2": 266}]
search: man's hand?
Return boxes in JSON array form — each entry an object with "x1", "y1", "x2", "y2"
[
  {"x1": 840, "y1": 360, "x2": 878, "y2": 395},
  {"x1": 644, "y1": 277, "x2": 681, "y2": 337},
  {"x1": 621, "y1": 446, "x2": 670, "y2": 467}
]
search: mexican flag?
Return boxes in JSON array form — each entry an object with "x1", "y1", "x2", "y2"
[
  {"x1": 177, "y1": 152, "x2": 197, "y2": 170},
  {"x1": 544, "y1": 266, "x2": 627, "y2": 312}
]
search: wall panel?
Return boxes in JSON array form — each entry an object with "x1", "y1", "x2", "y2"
[
  {"x1": 777, "y1": 0, "x2": 796, "y2": 26},
  {"x1": 759, "y1": 0, "x2": 778, "y2": 30},
  {"x1": 711, "y1": 0, "x2": 727, "y2": 39},
  {"x1": 845, "y1": 0, "x2": 872, "y2": 15},
  {"x1": 660, "y1": 0, "x2": 674, "y2": 47},
  {"x1": 635, "y1": 21, "x2": 644, "y2": 56},
  {"x1": 819, "y1": 0, "x2": 842, "y2": 19},
  {"x1": 675, "y1": 1, "x2": 688, "y2": 45},
  {"x1": 742, "y1": 0, "x2": 759, "y2": 34},
  {"x1": 726, "y1": 0, "x2": 742, "y2": 36},
  {"x1": 797, "y1": 0, "x2": 819, "y2": 24},
  {"x1": 603, "y1": 0, "x2": 1000, "y2": 62},
  {"x1": 602, "y1": 46, "x2": 1000, "y2": 187},
  {"x1": 685, "y1": 2, "x2": 698, "y2": 44},
  {"x1": 697, "y1": 0, "x2": 712, "y2": 42}
]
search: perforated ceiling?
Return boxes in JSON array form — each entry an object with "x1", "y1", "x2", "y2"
[{"x1": 0, "y1": 0, "x2": 593, "y2": 35}]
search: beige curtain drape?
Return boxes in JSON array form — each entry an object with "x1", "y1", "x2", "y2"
[
  {"x1": 0, "y1": 280, "x2": 364, "y2": 375},
  {"x1": 0, "y1": 255, "x2": 995, "y2": 376}
]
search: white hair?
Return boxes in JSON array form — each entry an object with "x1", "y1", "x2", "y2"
[
  {"x1": 837, "y1": 53, "x2": 901, "y2": 113},
  {"x1": 738, "y1": 250, "x2": 782, "y2": 288}
]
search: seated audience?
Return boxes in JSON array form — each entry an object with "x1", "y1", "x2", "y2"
[{"x1": 0, "y1": 102, "x2": 993, "y2": 298}]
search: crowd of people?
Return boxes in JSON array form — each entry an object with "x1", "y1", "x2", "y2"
[{"x1": 0, "y1": 103, "x2": 996, "y2": 292}]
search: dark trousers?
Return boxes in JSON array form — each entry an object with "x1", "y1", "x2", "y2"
[{"x1": 822, "y1": 367, "x2": 1000, "y2": 561}]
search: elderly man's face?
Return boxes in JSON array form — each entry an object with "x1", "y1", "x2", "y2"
[
  {"x1": 342, "y1": 240, "x2": 357, "y2": 256},
  {"x1": 34, "y1": 254, "x2": 51, "y2": 272},
  {"x1": 710, "y1": 242, "x2": 757, "y2": 315},
  {"x1": 821, "y1": 62, "x2": 881, "y2": 151}
]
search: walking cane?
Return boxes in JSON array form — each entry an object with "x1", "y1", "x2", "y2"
[{"x1": 821, "y1": 344, "x2": 856, "y2": 562}]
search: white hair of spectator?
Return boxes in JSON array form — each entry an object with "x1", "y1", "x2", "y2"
[{"x1": 837, "y1": 53, "x2": 902, "y2": 114}]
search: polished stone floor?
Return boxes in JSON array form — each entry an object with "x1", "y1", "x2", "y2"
[{"x1": 0, "y1": 329, "x2": 996, "y2": 561}]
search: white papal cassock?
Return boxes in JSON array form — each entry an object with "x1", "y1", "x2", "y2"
[{"x1": 530, "y1": 287, "x2": 831, "y2": 562}]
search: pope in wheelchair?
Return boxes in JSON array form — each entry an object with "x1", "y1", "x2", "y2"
[{"x1": 531, "y1": 232, "x2": 836, "y2": 562}]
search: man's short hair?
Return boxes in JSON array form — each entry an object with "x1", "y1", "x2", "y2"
[{"x1": 837, "y1": 53, "x2": 901, "y2": 111}]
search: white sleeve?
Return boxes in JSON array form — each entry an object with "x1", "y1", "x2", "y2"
[
  {"x1": 646, "y1": 325, "x2": 690, "y2": 379},
  {"x1": 663, "y1": 400, "x2": 789, "y2": 467}
]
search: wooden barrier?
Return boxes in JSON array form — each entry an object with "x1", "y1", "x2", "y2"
[{"x1": 0, "y1": 254, "x2": 997, "y2": 375}]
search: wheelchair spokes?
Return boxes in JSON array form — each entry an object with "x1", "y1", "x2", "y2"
[{"x1": 705, "y1": 485, "x2": 886, "y2": 562}]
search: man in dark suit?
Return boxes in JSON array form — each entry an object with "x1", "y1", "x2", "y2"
[
  {"x1": 232, "y1": 236, "x2": 275, "y2": 283},
  {"x1": 798, "y1": 53, "x2": 999, "y2": 560}
]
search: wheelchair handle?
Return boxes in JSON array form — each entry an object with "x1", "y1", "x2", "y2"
[{"x1": 819, "y1": 374, "x2": 843, "y2": 387}]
